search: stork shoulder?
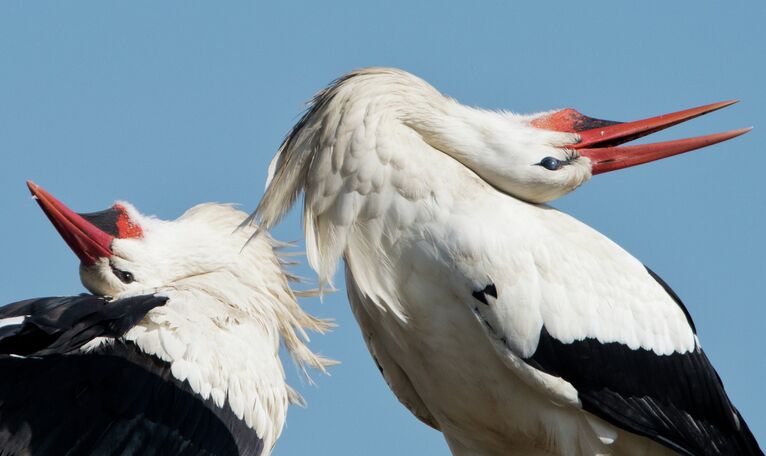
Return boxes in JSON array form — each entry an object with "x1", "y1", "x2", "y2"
[
  {"x1": 441, "y1": 201, "x2": 697, "y2": 356},
  {"x1": 125, "y1": 287, "x2": 291, "y2": 450}
]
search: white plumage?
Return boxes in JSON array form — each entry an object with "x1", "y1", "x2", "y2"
[{"x1": 255, "y1": 68, "x2": 759, "y2": 455}]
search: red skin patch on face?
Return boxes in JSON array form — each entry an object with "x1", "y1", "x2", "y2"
[
  {"x1": 531, "y1": 109, "x2": 621, "y2": 134},
  {"x1": 530, "y1": 108, "x2": 582, "y2": 132},
  {"x1": 113, "y1": 204, "x2": 144, "y2": 239}
]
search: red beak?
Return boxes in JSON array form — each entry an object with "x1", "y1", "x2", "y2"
[
  {"x1": 532, "y1": 100, "x2": 750, "y2": 175},
  {"x1": 27, "y1": 181, "x2": 114, "y2": 266}
]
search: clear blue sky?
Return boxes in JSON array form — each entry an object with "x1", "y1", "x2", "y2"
[{"x1": 1, "y1": 2, "x2": 763, "y2": 454}]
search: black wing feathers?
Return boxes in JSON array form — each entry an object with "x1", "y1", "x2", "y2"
[
  {"x1": 0, "y1": 294, "x2": 167, "y2": 356},
  {"x1": 0, "y1": 294, "x2": 265, "y2": 456},
  {"x1": 0, "y1": 343, "x2": 262, "y2": 456},
  {"x1": 523, "y1": 268, "x2": 762, "y2": 456}
]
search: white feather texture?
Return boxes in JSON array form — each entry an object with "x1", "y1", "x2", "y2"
[
  {"x1": 256, "y1": 68, "x2": 697, "y2": 455},
  {"x1": 81, "y1": 203, "x2": 335, "y2": 455}
]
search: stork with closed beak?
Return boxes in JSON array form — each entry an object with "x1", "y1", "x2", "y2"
[
  {"x1": 0, "y1": 182, "x2": 334, "y2": 456},
  {"x1": 254, "y1": 68, "x2": 761, "y2": 455}
]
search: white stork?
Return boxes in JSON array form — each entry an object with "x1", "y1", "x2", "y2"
[
  {"x1": 254, "y1": 68, "x2": 761, "y2": 455},
  {"x1": 0, "y1": 182, "x2": 334, "y2": 455}
]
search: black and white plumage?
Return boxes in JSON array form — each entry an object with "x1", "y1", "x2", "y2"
[
  {"x1": 0, "y1": 182, "x2": 334, "y2": 456},
  {"x1": 255, "y1": 68, "x2": 760, "y2": 455}
]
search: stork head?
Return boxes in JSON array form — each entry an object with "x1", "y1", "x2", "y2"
[
  {"x1": 527, "y1": 101, "x2": 749, "y2": 202},
  {"x1": 433, "y1": 97, "x2": 749, "y2": 204},
  {"x1": 27, "y1": 181, "x2": 262, "y2": 298}
]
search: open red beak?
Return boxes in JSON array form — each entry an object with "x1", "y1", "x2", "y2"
[
  {"x1": 532, "y1": 100, "x2": 750, "y2": 175},
  {"x1": 27, "y1": 181, "x2": 114, "y2": 266}
]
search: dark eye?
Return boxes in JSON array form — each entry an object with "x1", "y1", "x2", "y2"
[
  {"x1": 539, "y1": 157, "x2": 563, "y2": 171},
  {"x1": 111, "y1": 265, "x2": 135, "y2": 284}
]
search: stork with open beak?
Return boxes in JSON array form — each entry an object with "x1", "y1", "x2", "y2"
[
  {"x1": 255, "y1": 68, "x2": 761, "y2": 455},
  {"x1": 0, "y1": 182, "x2": 334, "y2": 456}
]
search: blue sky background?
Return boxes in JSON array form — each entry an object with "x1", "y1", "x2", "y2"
[{"x1": 1, "y1": 2, "x2": 764, "y2": 454}]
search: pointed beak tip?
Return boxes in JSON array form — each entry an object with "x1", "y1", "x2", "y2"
[
  {"x1": 702, "y1": 99, "x2": 739, "y2": 112},
  {"x1": 25, "y1": 182, "x2": 115, "y2": 266},
  {"x1": 703, "y1": 99, "x2": 740, "y2": 115},
  {"x1": 26, "y1": 181, "x2": 46, "y2": 202},
  {"x1": 719, "y1": 127, "x2": 752, "y2": 142}
]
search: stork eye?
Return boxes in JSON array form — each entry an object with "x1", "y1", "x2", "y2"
[
  {"x1": 111, "y1": 265, "x2": 135, "y2": 284},
  {"x1": 539, "y1": 157, "x2": 563, "y2": 171}
]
